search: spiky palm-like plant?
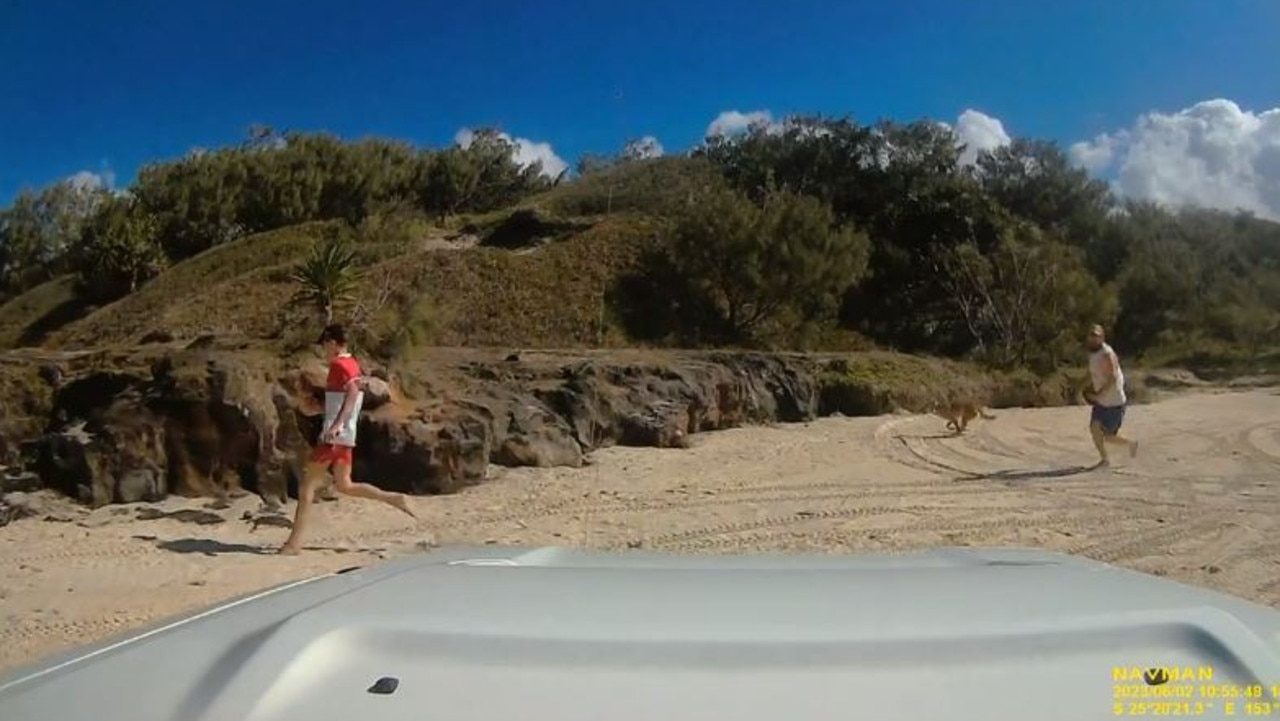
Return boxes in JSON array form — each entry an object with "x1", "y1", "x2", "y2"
[{"x1": 288, "y1": 236, "x2": 360, "y2": 323}]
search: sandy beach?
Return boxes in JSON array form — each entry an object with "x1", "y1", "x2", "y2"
[{"x1": 3, "y1": 387, "x2": 1279, "y2": 674}]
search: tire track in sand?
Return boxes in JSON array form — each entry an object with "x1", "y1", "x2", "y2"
[
  {"x1": 313, "y1": 469, "x2": 1150, "y2": 548},
  {"x1": 1239, "y1": 422, "x2": 1280, "y2": 468},
  {"x1": 886, "y1": 412, "x2": 1242, "y2": 513},
  {"x1": 874, "y1": 415, "x2": 1116, "y2": 486},
  {"x1": 9, "y1": 539, "x2": 164, "y2": 567},
  {"x1": 311, "y1": 486, "x2": 971, "y2": 547},
  {"x1": 312, "y1": 469, "x2": 996, "y2": 543},
  {"x1": 645, "y1": 510, "x2": 1136, "y2": 553},
  {"x1": 1253, "y1": 575, "x2": 1280, "y2": 604},
  {"x1": 0, "y1": 612, "x2": 154, "y2": 666},
  {"x1": 1064, "y1": 516, "x2": 1226, "y2": 565}
]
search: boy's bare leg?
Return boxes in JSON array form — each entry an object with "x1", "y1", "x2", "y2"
[
  {"x1": 279, "y1": 462, "x2": 327, "y2": 554},
  {"x1": 332, "y1": 463, "x2": 416, "y2": 519}
]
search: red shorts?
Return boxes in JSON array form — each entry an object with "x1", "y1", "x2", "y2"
[{"x1": 310, "y1": 443, "x2": 354, "y2": 466}]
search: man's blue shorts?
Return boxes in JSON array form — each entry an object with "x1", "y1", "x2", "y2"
[{"x1": 1090, "y1": 403, "x2": 1126, "y2": 436}]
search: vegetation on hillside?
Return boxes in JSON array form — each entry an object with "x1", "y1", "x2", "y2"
[
  {"x1": 287, "y1": 231, "x2": 361, "y2": 324},
  {"x1": 1, "y1": 115, "x2": 1278, "y2": 378}
]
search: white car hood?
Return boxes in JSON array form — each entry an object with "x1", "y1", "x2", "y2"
[{"x1": 2, "y1": 545, "x2": 1279, "y2": 721}]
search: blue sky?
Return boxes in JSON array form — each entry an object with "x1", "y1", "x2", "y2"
[{"x1": 2, "y1": 0, "x2": 1279, "y2": 206}]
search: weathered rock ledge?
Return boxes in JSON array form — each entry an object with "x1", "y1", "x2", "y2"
[{"x1": 0, "y1": 344, "x2": 1085, "y2": 515}]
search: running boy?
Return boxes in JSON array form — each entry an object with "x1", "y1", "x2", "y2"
[{"x1": 279, "y1": 324, "x2": 415, "y2": 554}]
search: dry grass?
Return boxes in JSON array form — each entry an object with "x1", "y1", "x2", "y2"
[
  {"x1": 813, "y1": 352, "x2": 1098, "y2": 416},
  {"x1": 352, "y1": 213, "x2": 662, "y2": 355},
  {"x1": 0, "y1": 359, "x2": 54, "y2": 420},
  {"x1": 1142, "y1": 341, "x2": 1280, "y2": 381},
  {"x1": 31, "y1": 221, "x2": 419, "y2": 349},
  {"x1": 817, "y1": 352, "x2": 986, "y2": 415},
  {"x1": 1, "y1": 205, "x2": 660, "y2": 356},
  {"x1": 46, "y1": 222, "x2": 337, "y2": 348},
  {"x1": 0, "y1": 276, "x2": 86, "y2": 349}
]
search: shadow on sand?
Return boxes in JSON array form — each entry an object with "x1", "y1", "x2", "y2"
[
  {"x1": 959, "y1": 464, "x2": 1101, "y2": 482},
  {"x1": 897, "y1": 432, "x2": 962, "y2": 441},
  {"x1": 153, "y1": 538, "x2": 271, "y2": 556},
  {"x1": 142, "y1": 536, "x2": 377, "y2": 557},
  {"x1": 893, "y1": 432, "x2": 1103, "y2": 481}
]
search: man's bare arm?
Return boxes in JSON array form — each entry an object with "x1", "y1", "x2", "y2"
[{"x1": 1094, "y1": 352, "x2": 1118, "y2": 395}]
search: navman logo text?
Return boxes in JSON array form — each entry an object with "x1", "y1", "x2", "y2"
[{"x1": 1112, "y1": 666, "x2": 1213, "y2": 683}]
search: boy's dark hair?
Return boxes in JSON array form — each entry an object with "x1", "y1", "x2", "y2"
[{"x1": 317, "y1": 323, "x2": 348, "y2": 346}]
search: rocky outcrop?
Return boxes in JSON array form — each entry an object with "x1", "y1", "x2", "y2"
[
  {"x1": 0, "y1": 345, "x2": 1082, "y2": 509},
  {"x1": 16, "y1": 350, "x2": 478, "y2": 507},
  {"x1": 31, "y1": 356, "x2": 278, "y2": 507}
]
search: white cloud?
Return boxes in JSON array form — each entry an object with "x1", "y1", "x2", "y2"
[
  {"x1": 706, "y1": 109, "x2": 775, "y2": 138},
  {"x1": 1069, "y1": 132, "x2": 1126, "y2": 173},
  {"x1": 624, "y1": 135, "x2": 664, "y2": 159},
  {"x1": 453, "y1": 127, "x2": 568, "y2": 179},
  {"x1": 945, "y1": 109, "x2": 1012, "y2": 166},
  {"x1": 1070, "y1": 99, "x2": 1280, "y2": 220}
]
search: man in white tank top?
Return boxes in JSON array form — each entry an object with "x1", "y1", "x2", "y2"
[{"x1": 1084, "y1": 324, "x2": 1138, "y2": 468}]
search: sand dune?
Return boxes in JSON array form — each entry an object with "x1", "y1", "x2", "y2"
[{"x1": 3, "y1": 387, "x2": 1280, "y2": 674}]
